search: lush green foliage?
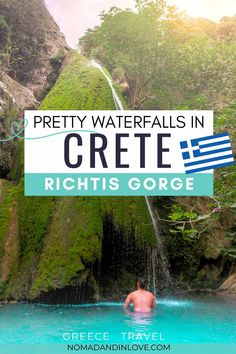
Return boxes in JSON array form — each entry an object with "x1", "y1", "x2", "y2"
[
  {"x1": 79, "y1": 0, "x2": 236, "y2": 287},
  {"x1": 215, "y1": 103, "x2": 236, "y2": 207},
  {"x1": 163, "y1": 104, "x2": 236, "y2": 255},
  {"x1": 80, "y1": 0, "x2": 236, "y2": 110},
  {"x1": 214, "y1": 103, "x2": 236, "y2": 260}
]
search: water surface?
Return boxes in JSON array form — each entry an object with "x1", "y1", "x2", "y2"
[{"x1": 0, "y1": 295, "x2": 235, "y2": 344}]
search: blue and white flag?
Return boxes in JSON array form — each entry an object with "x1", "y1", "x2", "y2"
[{"x1": 180, "y1": 132, "x2": 235, "y2": 174}]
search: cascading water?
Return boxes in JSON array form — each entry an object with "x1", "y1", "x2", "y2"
[
  {"x1": 145, "y1": 197, "x2": 171, "y2": 291},
  {"x1": 90, "y1": 60, "x2": 124, "y2": 110},
  {"x1": 90, "y1": 59, "x2": 171, "y2": 293}
]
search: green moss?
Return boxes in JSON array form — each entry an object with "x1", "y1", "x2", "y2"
[
  {"x1": 30, "y1": 196, "x2": 155, "y2": 297},
  {"x1": 30, "y1": 197, "x2": 103, "y2": 297},
  {"x1": 40, "y1": 51, "x2": 116, "y2": 110},
  {"x1": 1, "y1": 180, "x2": 55, "y2": 299},
  {"x1": 0, "y1": 181, "x2": 17, "y2": 259},
  {"x1": 8, "y1": 141, "x2": 24, "y2": 182},
  {"x1": 100, "y1": 197, "x2": 155, "y2": 246},
  {"x1": 17, "y1": 180, "x2": 54, "y2": 258}
]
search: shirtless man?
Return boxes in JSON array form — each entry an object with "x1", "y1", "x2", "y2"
[{"x1": 123, "y1": 278, "x2": 156, "y2": 313}]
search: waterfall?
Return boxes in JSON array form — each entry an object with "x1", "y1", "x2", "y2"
[
  {"x1": 90, "y1": 60, "x2": 124, "y2": 110},
  {"x1": 145, "y1": 197, "x2": 171, "y2": 291},
  {"x1": 90, "y1": 59, "x2": 171, "y2": 293}
]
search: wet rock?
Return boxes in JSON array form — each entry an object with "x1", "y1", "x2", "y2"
[{"x1": 217, "y1": 273, "x2": 236, "y2": 294}]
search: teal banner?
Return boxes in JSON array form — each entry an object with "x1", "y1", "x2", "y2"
[
  {"x1": 24, "y1": 173, "x2": 213, "y2": 196},
  {"x1": 1, "y1": 344, "x2": 236, "y2": 354}
]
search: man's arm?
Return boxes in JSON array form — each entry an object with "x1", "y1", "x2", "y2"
[
  {"x1": 123, "y1": 293, "x2": 133, "y2": 309},
  {"x1": 152, "y1": 295, "x2": 156, "y2": 308}
]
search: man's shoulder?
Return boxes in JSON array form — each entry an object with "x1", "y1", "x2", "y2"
[
  {"x1": 146, "y1": 290, "x2": 155, "y2": 297},
  {"x1": 129, "y1": 291, "x2": 136, "y2": 296},
  {"x1": 128, "y1": 290, "x2": 139, "y2": 298}
]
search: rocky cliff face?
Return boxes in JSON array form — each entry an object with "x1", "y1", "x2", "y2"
[
  {"x1": 0, "y1": 0, "x2": 69, "y2": 97},
  {"x1": 0, "y1": 0, "x2": 69, "y2": 178}
]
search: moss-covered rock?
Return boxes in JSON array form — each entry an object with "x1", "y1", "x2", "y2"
[
  {"x1": 0, "y1": 51, "x2": 156, "y2": 302},
  {"x1": 28, "y1": 195, "x2": 155, "y2": 299},
  {"x1": 40, "y1": 51, "x2": 117, "y2": 110},
  {"x1": 0, "y1": 180, "x2": 18, "y2": 260}
]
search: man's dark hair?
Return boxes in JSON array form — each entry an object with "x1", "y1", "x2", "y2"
[{"x1": 137, "y1": 278, "x2": 146, "y2": 289}]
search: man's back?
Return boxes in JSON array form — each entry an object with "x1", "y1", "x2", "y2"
[{"x1": 124, "y1": 289, "x2": 156, "y2": 313}]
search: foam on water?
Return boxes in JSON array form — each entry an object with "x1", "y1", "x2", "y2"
[
  {"x1": 36, "y1": 299, "x2": 194, "y2": 309},
  {"x1": 157, "y1": 299, "x2": 194, "y2": 307}
]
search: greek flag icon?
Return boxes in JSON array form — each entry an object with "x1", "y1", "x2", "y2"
[{"x1": 180, "y1": 132, "x2": 235, "y2": 174}]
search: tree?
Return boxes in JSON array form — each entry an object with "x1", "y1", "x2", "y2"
[
  {"x1": 215, "y1": 16, "x2": 236, "y2": 41},
  {"x1": 80, "y1": 2, "x2": 166, "y2": 108},
  {"x1": 79, "y1": 0, "x2": 236, "y2": 110}
]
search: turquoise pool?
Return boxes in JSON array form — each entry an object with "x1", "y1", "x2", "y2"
[{"x1": 0, "y1": 295, "x2": 235, "y2": 345}]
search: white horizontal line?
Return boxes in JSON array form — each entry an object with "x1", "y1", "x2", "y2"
[
  {"x1": 184, "y1": 150, "x2": 233, "y2": 162},
  {"x1": 198, "y1": 136, "x2": 230, "y2": 145},
  {"x1": 186, "y1": 157, "x2": 234, "y2": 170},
  {"x1": 199, "y1": 143, "x2": 231, "y2": 152}
]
